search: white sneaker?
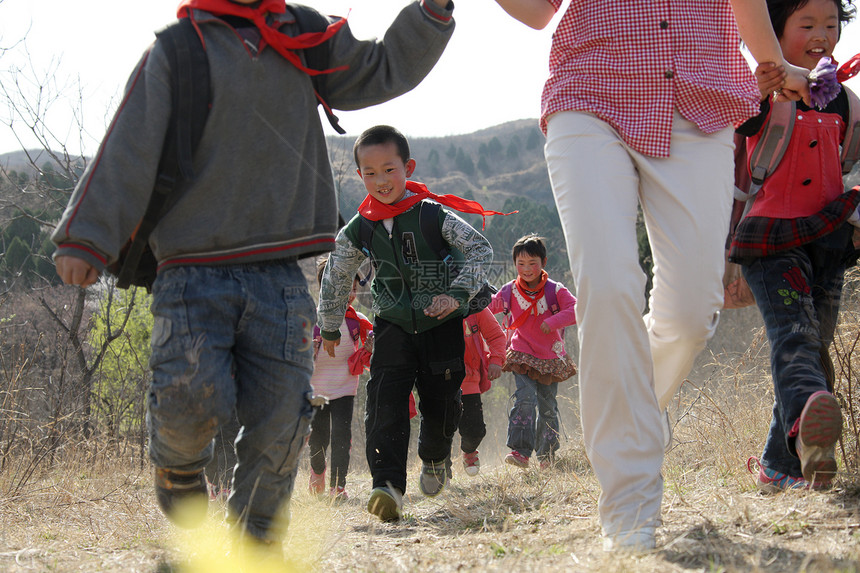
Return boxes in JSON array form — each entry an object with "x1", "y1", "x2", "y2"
[
  {"x1": 463, "y1": 451, "x2": 480, "y2": 476},
  {"x1": 603, "y1": 528, "x2": 656, "y2": 552}
]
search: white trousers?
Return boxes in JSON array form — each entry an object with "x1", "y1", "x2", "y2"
[{"x1": 545, "y1": 111, "x2": 734, "y2": 537}]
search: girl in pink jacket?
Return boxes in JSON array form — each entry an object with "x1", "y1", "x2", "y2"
[
  {"x1": 456, "y1": 308, "x2": 506, "y2": 476},
  {"x1": 489, "y1": 234, "x2": 577, "y2": 469}
]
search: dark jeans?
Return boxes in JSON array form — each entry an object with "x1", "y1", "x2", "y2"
[
  {"x1": 458, "y1": 393, "x2": 487, "y2": 454},
  {"x1": 148, "y1": 261, "x2": 315, "y2": 541},
  {"x1": 507, "y1": 372, "x2": 560, "y2": 460},
  {"x1": 365, "y1": 317, "x2": 464, "y2": 493},
  {"x1": 742, "y1": 233, "x2": 848, "y2": 477}
]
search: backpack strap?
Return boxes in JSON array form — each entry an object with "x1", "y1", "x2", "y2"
[
  {"x1": 465, "y1": 313, "x2": 480, "y2": 334},
  {"x1": 344, "y1": 315, "x2": 361, "y2": 343},
  {"x1": 543, "y1": 280, "x2": 560, "y2": 315},
  {"x1": 115, "y1": 18, "x2": 210, "y2": 290},
  {"x1": 736, "y1": 100, "x2": 796, "y2": 201},
  {"x1": 500, "y1": 281, "x2": 513, "y2": 315},
  {"x1": 842, "y1": 86, "x2": 860, "y2": 176},
  {"x1": 287, "y1": 3, "x2": 345, "y2": 134},
  {"x1": 358, "y1": 215, "x2": 378, "y2": 260}
]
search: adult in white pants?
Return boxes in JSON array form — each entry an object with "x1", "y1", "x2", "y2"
[
  {"x1": 546, "y1": 111, "x2": 734, "y2": 548},
  {"x1": 493, "y1": 0, "x2": 810, "y2": 551}
]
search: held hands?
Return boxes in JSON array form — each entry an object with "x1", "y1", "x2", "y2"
[
  {"x1": 363, "y1": 331, "x2": 375, "y2": 355},
  {"x1": 755, "y1": 61, "x2": 811, "y2": 104},
  {"x1": 55, "y1": 255, "x2": 100, "y2": 288},
  {"x1": 488, "y1": 363, "x2": 502, "y2": 381},
  {"x1": 423, "y1": 294, "x2": 460, "y2": 320},
  {"x1": 754, "y1": 62, "x2": 786, "y2": 101}
]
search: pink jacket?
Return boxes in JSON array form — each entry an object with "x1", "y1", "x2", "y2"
[
  {"x1": 461, "y1": 308, "x2": 506, "y2": 395},
  {"x1": 488, "y1": 280, "x2": 577, "y2": 360}
]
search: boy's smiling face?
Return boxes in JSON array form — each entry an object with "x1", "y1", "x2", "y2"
[
  {"x1": 356, "y1": 141, "x2": 416, "y2": 205},
  {"x1": 779, "y1": 0, "x2": 839, "y2": 71}
]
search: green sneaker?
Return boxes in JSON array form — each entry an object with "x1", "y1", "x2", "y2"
[
  {"x1": 367, "y1": 487, "x2": 402, "y2": 522},
  {"x1": 419, "y1": 461, "x2": 447, "y2": 497}
]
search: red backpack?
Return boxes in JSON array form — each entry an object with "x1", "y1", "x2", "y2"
[{"x1": 723, "y1": 87, "x2": 860, "y2": 309}]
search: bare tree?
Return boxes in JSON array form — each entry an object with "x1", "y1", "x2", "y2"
[{"x1": 0, "y1": 24, "x2": 143, "y2": 483}]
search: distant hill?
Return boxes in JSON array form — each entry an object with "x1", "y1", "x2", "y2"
[{"x1": 326, "y1": 118, "x2": 552, "y2": 216}]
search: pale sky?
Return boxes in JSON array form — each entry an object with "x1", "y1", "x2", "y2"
[{"x1": 1, "y1": 0, "x2": 858, "y2": 157}]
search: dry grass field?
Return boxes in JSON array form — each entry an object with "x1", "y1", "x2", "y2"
[{"x1": 3, "y1": 276, "x2": 860, "y2": 572}]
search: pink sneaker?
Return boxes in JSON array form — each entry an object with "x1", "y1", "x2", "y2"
[
  {"x1": 330, "y1": 486, "x2": 348, "y2": 500},
  {"x1": 309, "y1": 469, "x2": 325, "y2": 495},
  {"x1": 792, "y1": 391, "x2": 842, "y2": 485},
  {"x1": 463, "y1": 450, "x2": 480, "y2": 476},
  {"x1": 505, "y1": 451, "x2": 529, "y2": 468}
]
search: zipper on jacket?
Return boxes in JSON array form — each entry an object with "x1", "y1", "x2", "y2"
[{"x1": 388, "y1": 219, "x2": 418, "y2": 334}]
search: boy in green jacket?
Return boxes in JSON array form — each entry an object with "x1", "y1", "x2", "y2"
[{"x1": 318, "y1": 125, "x2": 495, "y2": 521}]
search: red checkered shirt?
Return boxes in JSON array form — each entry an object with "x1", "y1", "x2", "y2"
[{"x1": 541, "y1": 0, "x2": 761, "y2": 157}]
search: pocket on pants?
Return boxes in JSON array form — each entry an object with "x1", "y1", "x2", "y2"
[
  {"x1": 283, "y1": 286, "x2": 316, "y2": 372},
  {"x1": 428, "y1": 357, "x2": 465, "y2": 383}
]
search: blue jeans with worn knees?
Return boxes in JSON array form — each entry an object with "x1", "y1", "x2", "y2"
[
  {"x1": 742, "y1": 240, "x2": 846, "y2": 478},
  {"x1": 148, "y1": 261, "x2": 315, "y2": 540},
  {"x1": 507, "y1": 372, "x2": 560, "y2": 459}
]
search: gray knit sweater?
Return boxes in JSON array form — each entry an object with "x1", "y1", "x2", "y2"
[{"x1": 52, "y1": 1, "x2": 454, "y2": 272}]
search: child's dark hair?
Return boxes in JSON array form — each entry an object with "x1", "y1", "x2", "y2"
[
  {"x1": 766, "y1": 0, "x2": 855, "y2": 39},
  {"x1": 512, "y1": 234, "x2": 547, "y2": 262},
  {"x1": 353, "y1": 125, "x2": 411, "y2": 168}
]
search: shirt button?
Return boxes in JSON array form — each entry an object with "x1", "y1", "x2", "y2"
[
  {"x1": 660, "y1": 20, "x2": 669, "y2": 29},
  {"x1": 664, "y1": 70, "x2": 675, "y2": 79},
  {"x1": 809, "y1": 140, "x2": 818, "y2": 148},
  {"x1": 802, "y1": 178, "x2": 812, "y2": 186}
]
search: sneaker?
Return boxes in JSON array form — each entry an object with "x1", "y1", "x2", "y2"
[
  {"x1": 505, "y1": 450, "x2": 529, "y2": 468},
  {"x1": 538, "y1": 456, "x2": 553, "y2": 471},
  {"x1": 463, "y1": 451, "x2": 480, "y2": 476},
  {"x1": 419, "y1": 461, "x2": 447, "y2": 497},
  {"x1": 794, "y1": 391, "x2": 842, "y2": 485},
  {"x1": 602, "y1": 528, "x2": 656, "y2": 552},
  {"x1": 748, "y1": 457, "x2": 810, "y2": 493},
  {"x1": 445, "y1": 456, "x2": 453, "y2": 480},
  {"x1": 154, "y1": 467, "x2": 208, "y2": 529},
  {"x1": 367, "y1": 487, "x2": 402, "y2": 522},
  {"x1": 330, "y1": 486, "x2": 349, "y2": 500},
  {"x1": 309, "y1": 469, "x2": 326, "y2": 495}
]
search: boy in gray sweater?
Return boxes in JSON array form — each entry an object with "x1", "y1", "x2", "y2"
[{"x1": 52, "y1": 0, "x2": 454, "y2": 546}]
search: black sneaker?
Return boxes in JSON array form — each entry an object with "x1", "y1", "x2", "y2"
[{"x1": 154, "y1": 467, "x2": 208, "y2": 529}]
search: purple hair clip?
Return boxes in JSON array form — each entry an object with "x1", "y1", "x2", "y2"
[{"x1": 807, "y1": 56, "x2": 839, "y2": 109}]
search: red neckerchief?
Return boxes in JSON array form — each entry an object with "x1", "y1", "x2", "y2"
[
  {"x1": 507, "y1": 270, "x2": 548, "y2": 331},
  {"x1": 345, "y1": 304, "x2": 372, "y2": 344},
  {"x1": 358, "y1": 181, "x2": 516, "y2": 229},
  {"x1": 177, "y1": 0, "x2": 348, "y2": 77},
  {"x1": 837, "y1": 53, "x2": 860, "y2": 83}
]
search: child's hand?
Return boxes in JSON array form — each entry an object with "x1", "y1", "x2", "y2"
[
  {"x1": 488, "y1": 364, "x2": 502, "y2": 380},
  {"x1": 55, "y1": 255, "x2": 100, "y2": 287},
  {"x1": 363, "y1": 332, "x2": 374, "y2": 355},
  {"x1": 540, "y1": 321, "x2": 552, "y2": 334},
  {"x1": 754, "y1": 62, "x2": 786, "y2": 101},
  {"x1": 322, "y1": 337, "x2": 340, "y2": 358},
  {"x1": 423, "y1": 294, "x2": 460, "y2": 319}
]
